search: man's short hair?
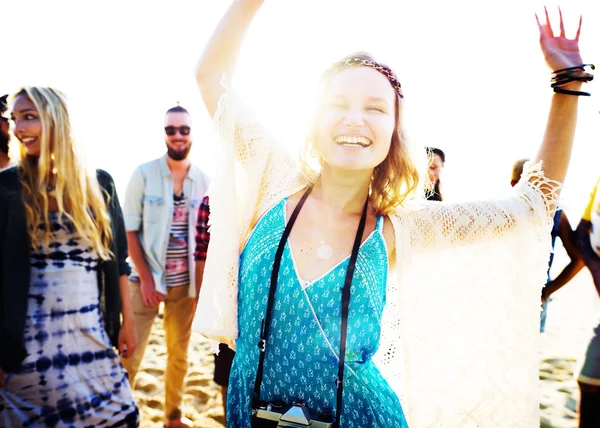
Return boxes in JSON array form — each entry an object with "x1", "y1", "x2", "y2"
[
  {"x1": 426, "y1": 147, "x2": 445, "y2": 163},
  {"x1": 511, "y1": 158, "x2": 529, "y2": 183},
  {"x1": 0, "y1": 94, "x2": 10, "y2": 157},
  {"x1": 0, "y1": 94, "x2": 8, "y2": 117},
  {"x1": 166, "y1": 105, "x2": 189, "y2": 115}
]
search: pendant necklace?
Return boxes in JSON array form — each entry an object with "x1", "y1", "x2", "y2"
[{"x1": 316, "y1": 240, "x2": 333, "y2": 260}]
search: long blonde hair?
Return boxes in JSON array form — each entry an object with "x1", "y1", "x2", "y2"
[
  {"x1": 12, "y1": 87, "x2": 113, "y2": 260},
  {"x1": 300, "y1": 53, "x2": 422, "y2": 216}
]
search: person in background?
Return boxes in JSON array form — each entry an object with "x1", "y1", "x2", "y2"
[
  {"x1": 122, "y1": 105, "x2": 210, "y2": 428},
  {"x1": 425, "y1": 146, "x2": 445, "y2": 201},
  {"x1": 0, "y1": 86, "x2": 138, "y2": 427},
  {"x1": 512, "y1": 158, "x2": 584, "y2": 332},
  {"x1": 0, "y1": 95, "x2": 12, "y2": 170},
  {"x1": 572, "y1": 178, "x2": 600, "y2": 428},
  {"x1": 194, "y1": 196, "x2": 236, "y2": 420}
]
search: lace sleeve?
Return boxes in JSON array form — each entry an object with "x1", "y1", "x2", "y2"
[
  {"x1": 215, "y1": 91, "x2": 270, "y2": 167},
  {"x1": 405, "y1": 161, "x2": 561, "y2": 251},
  {"x1": 383, "y1": 162, "x2": 558, "y2": 427},
  {"x1": 193, "y1": 90, "x2": 303, "y2": 344},
  {"x1": 213, "y1": 90, "x2": 304, "y2": 239}
]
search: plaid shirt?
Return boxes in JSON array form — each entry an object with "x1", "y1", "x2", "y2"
[{"x1": 194, "y1": 196, "x2": 210, "y2": 261}]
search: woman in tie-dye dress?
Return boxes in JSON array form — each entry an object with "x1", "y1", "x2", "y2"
[{"x1": 0, "y1": 87, "x2": 139, "y2": 427}]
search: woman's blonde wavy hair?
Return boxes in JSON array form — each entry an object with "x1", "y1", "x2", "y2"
[
  {"x1": 301, "y1": 53, "x2": 423, "y2": 216},
  {"x1": 11, "y1": 87, "x2": 113, "y2": 260}
]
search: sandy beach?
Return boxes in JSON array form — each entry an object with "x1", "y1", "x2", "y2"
[
  {"x1": 537, "y1": 267, "x2": 600, "y2": 428},
  {"x1": 131, "y1": 266, "x2": 600, "y2": 428},
  {"x1": 539, "y1": 327, "x2": 588, "y2": 428},
  {"x1": 130, "y1": 318, "x2": 225, "y2": 428}
]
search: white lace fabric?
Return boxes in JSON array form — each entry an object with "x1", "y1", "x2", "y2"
[{"x1": 193, "y1": 90, "x2": 558, "y2": 427}]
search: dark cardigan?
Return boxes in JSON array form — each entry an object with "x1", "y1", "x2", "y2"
[{"x1": 0, "y1": 166, "x2": 131, "y2": 372}]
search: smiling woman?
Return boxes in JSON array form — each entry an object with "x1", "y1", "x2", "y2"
[
  {"x1": 192, "y1": 1, "x2": 591, "y2": 427},
  {"x1": 303, "y1": 52, "x2": 419, "y2": 214},
  {"x1": 11, "y1": 95, "x2": 43, "y2": 156},
  {"x1": 0, "y1": 87, "x2": 139, "y2": 427}
]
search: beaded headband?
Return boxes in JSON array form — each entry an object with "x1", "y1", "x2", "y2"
[{"x1": 327, "y1": 57, "x2": 404, "y2": 99}]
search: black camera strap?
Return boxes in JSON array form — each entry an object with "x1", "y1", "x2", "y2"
[
  {"x1": 252, "y1": 186, "x2": 313, "y2": 413},
  {"x1": 335, "y1": 196, "x2": 368, "y2": 427},
  {"x1": 251, "y1": 185, "x2": 369, "y2": 428}
]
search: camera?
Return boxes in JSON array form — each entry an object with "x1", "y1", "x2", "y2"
[{"x1": 252, "y1": 401, "x2": 334, "y2": 428}]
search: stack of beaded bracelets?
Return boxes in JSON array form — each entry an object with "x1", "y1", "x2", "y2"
[{"x1": 551, "y1": 64, "x2": 595, "y2": 96}]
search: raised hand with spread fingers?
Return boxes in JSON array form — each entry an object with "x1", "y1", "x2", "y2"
[
  {"x1": 536, "y1": 7, "x2": 583, "y2": 71},
  {"x1": 531, "y1": 6, "x2": 592, "y2": 190}
]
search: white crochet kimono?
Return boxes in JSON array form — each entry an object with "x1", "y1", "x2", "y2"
[{"x1": 193, "y1": 90, "x2": 556, "y2": 427}]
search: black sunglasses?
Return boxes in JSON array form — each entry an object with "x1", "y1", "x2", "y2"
[{"x1": 165, "y1": 126, "x2": 191, "y2": 136}]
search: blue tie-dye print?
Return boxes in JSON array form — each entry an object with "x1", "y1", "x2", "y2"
[
  {"x1": 226, "y1": 199, "x2": 408, "y2": 428},
  {"x1": 0, "y1": 212, "x2": 139, "y2": 427}
]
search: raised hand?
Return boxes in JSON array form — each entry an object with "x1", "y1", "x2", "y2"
[
  {"x1": 536, "y1": 6, "x2": 583, "y2": 72},
  {"x1": 195, "y1": 0, "x2": 266, "y2": 116}
]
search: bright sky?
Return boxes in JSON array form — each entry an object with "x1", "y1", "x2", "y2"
[{"x1": 2, "y1": 0, "x2": 600, "y2": 222}]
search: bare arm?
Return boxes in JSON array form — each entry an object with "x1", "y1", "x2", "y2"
[
  {"x1": 576, "y1": 220, "x2": 596, "y2": 264},
  {"x1": 575, "y1": 220, "x2": 600, "y2": 272},
  {"x1": 543, "y1": 212, "x2": 584, "y2": 301},
  {"x1": 126, "y1": 231, "x2": 152, "y2": 281},
  {"x1": 574, "y1": 219, "x2": 600, "y2": 296},
  {"x1": 119, "y1": 274, "x2": 135, "y2": 324},
  {"x1": 532, "y1": 90, "x2": 580, "y2": 186},
  {"x1": 118, "y1": 274, "x2": 137, "y2": 358},
  {"x1": 533, "y1": 10, "x2": 587, "y2": 189},
  {"x1": 544, "y1": 259, "x2": 585, "y2": 301},
  {"x1": 559, "y1": 212, "x2": 579, "y2": 257},
  {"x1": 195, "y1": 0, "x2": 265, "y2": 117},
  {"x1": 126, "y1": 231, "x2": 164, "y2": 307}
]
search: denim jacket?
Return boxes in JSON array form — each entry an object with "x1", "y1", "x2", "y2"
[{"x1": 123, "y1": 155, "x2": 210, "y2": 297}]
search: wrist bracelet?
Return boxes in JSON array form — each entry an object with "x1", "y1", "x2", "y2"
[
  {"x1": 550, "y1": 64, "x2": 595, "y2": 95},
  {"x1": 552, "y1": 64, "x2": 595, "y2": 76},
  {"x1": 553, "y1": 87, "x2": 591, "y2": 96},
  {"x1": 551, "y1": 75, "x2": 594, "y2": 87}
]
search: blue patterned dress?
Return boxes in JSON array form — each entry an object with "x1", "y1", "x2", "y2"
[
  {"x1": 0, "y1": 212, "x2": 139, "y2": 427},
  {"x1": 227, "y1": 199, "x2": 408, "y2": 427}
]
